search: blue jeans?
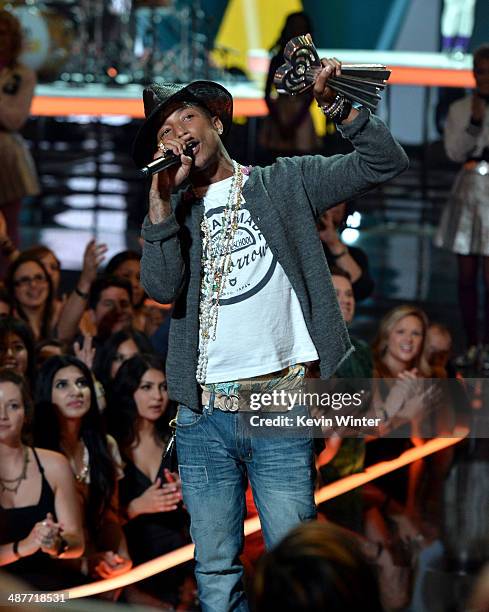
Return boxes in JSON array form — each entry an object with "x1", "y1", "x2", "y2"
[{"x1": 176, "y1": 402, "x2": 316, "y2": 612}]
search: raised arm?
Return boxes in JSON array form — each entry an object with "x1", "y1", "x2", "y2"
[
  {"x1": 56, "y1": 240, "x2": 107, "y2": 343},
  {"x1": 299, "y1": 109, "x2": 409, "y2": 216},
  {"x1": 275, "y1": 57, "x2": 409, "y2": 215},
  {"x1": 140, "y1": 138, "x2": 193, "y2": 304}
]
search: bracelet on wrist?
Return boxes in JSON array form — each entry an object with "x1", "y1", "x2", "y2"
[
  {"x1": 319, "y1": 95, "x2": 353, "y2": 123},
  {"x1": 335, "y1": 98, "x2": 353, "y2": 124},
  {"x1": 74, "y1": 286, "x2": 89, "y2": 300},
  {"x1": 319, "y1": 94, "x2": 344, "y2": 119}
]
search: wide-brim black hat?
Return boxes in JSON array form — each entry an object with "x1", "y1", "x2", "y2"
[{"x1": 132, "y1": 80, "x2": 233, "y2": 169}]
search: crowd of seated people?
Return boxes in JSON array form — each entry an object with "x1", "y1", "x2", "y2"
[
  {"x1": 0, "y1": 215, "x2": 478, "y2": 610},
  {"x1": 0, "y1": 233, "x2": 196, "y2": 607}
]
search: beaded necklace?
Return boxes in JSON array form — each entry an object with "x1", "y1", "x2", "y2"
[{"x1": 196, "y1": 161, "x2": 244, "y2": 383}]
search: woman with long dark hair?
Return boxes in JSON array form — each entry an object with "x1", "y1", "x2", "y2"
[
  {"x1": 93, "y1": 328, "x2": 153, "y2": 393},
  {"x1": 5, "y1": 253, "x2": 54, "y2": 341},
  {"x1": 0, "y1": 368, "x2": 84, "y2": 589},
  {"x1": 107, "y1": 354, "x2": 193, "y2": 607},
  {"x1": 34, "y1": 355, "x2": 132, "y2": 581}
]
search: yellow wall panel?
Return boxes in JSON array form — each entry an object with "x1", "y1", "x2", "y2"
[{"x1": 214, "y1": 0, "x2": 303, "y2": 75}]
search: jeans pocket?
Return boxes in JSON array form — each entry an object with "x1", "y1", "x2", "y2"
[
  {"x1": 178, "y1": 465, "x2": 209, "y2": 488},
  {"x1": 176, "y1": 405, "x2": 204, "y2": 427}
]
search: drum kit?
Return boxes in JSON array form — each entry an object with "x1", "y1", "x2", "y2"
[{"x1": 1, "y1": 0, "x2": 223, "y2": 84}]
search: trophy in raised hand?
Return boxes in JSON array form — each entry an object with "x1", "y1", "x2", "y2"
[{"x1": 274, "y1": 33, "x2": 391, "y2": 111}]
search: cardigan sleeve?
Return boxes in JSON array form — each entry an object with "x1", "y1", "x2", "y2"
[
  {"x1": 297, "y1": 108, "x2": 409, "y2": 216},
  {"x1": 140, "y1": 208, "x2": 186, "y2": 304}
]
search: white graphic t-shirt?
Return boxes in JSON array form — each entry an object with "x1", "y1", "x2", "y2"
[{"x1": 198, "y1": 171, "x2": 318, "y2": 384}]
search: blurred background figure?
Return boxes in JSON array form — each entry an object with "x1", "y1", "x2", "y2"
[
  {"x1": 258, "y1": 11, "x2": 321, "y2": 162},
  {"x1": 252, "y1": 521, "x2": 383, "y2": 612},
  {"x1": 0, "y1": 9, "x2": 39, "y2": 276},
  {"x1": 435, "y1": 44, "x2": 489, "y2": 370},
  {"x1": 441, "y1": 0, "x2": 476, "y2": 55},
  {"x1": 318, "y1": 202, "x2": 375, "y2": 302}
]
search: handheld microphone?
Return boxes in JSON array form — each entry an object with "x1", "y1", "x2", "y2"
[{"x1": 139, "y1": 143, "x2": 196, "y2": 178}]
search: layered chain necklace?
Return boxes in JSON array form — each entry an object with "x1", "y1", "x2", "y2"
[
  {"x1": 0, "y1": 445, "x2": 29, "y2": 494},
  {"x1": 196, "y1": 161, "x2": 244, "y2": 383}
]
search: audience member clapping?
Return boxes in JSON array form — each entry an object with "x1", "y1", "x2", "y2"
[
  {"x1": 0, "y1": 369, "x2": 84, "y2": 590},
  {"x1": 33, "y1": 355, "x2": 132, "y2": 582}
]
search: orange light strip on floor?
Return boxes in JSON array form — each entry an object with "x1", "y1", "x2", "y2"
[
  {"x1": 31, "y1": 96, "x2": 268, "y2": 118},
  {"x1": 64, "y1": 432, "x2": 466, "y2": 599}
]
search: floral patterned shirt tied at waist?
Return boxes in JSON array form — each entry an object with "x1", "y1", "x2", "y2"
[{"x1": 201, "y1": 364, "x2": 306, "y2": 412}]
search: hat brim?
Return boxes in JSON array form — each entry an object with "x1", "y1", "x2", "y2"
[{"x1": 132, "y1": 80, "x2": 233, "y2": 169}]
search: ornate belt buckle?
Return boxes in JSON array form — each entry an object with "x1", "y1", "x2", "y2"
[{"x1": 224, "y1": 394, "x2": 240, "y2": 412}]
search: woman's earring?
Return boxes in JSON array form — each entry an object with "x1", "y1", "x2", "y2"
[{"x1": 217, "y1": 128, "x2": 223, "y2": 135}]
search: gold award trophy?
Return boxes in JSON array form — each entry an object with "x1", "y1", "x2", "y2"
[{"x1": 274, "y1": 34, "x2": 391, "y2": 111}]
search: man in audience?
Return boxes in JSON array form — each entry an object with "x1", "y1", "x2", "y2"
[{"x1": 88, "y1": 276, "x2": 134, "y2": 340}]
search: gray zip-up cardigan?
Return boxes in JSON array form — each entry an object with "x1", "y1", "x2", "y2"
[{"x1": 140, "y1": 108, "x2": 409, "y2": 410}]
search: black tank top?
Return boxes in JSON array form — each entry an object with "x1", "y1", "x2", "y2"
[
  {"x1": 0, "y1": 448, "x2": 56, "y2": 544},
  {"x1": 0, "y1": 448, "x2": 84, "y2": 590}
]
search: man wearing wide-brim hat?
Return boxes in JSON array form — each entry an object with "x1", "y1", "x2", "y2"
[{"x1": 135, "y1": 61, "x2": 409, "y2": 612}]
